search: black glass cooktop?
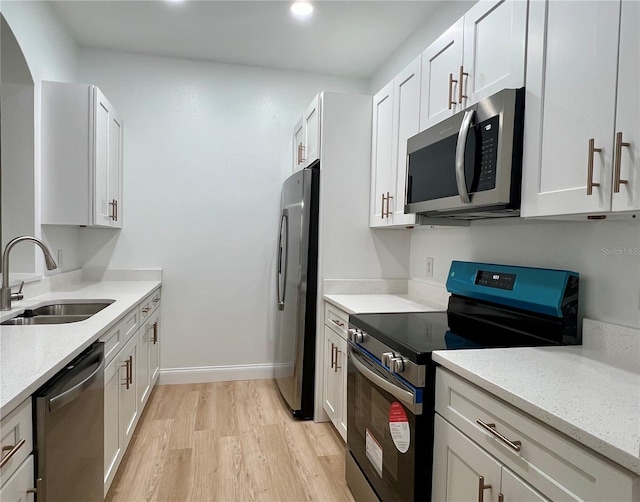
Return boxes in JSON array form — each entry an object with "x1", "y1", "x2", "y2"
[{"x1": 349, "y1": 311, "x2": 488, "y2": 364}]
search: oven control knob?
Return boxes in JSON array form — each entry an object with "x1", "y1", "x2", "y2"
[
  {"x1": 348, "y1": 329, "x2": 365, "y2": 343},
  {"x1": 389, "y1": 356, "x2": 406, "y2": 373},
  {"x1": 381, "y1": 352, "x2": 394, "y2": 367}
]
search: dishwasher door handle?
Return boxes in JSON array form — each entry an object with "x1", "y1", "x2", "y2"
[{"x1": 48, "y1": 358, "x2": 104, "y2": 412}]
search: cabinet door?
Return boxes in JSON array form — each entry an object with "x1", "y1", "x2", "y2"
[
  {"x1": 462, "y1": 0, "x2": 527, "y2": 105},
  {"x1": 303, "y1": 95, "x2": 321, "y2": 167},
  {"x1": 120, "y1": 334, "x2": 138, "y2": 449},
  {"x1": 149, "y1": 310, "x2": 160, "y2": 385},
  {"x1": 370, "y1": 81, "x2": 394, "y2": 227},
  {"x1": 103, "y1": 354, "x2": 123, "y2": 494},
  {"x1": 390, "y1": 56, "x2": 420, "y2": 227},
  {"x1": 502, "y1": 468, "x2": 553, "y2": 502},
  {"x1": 137, "y1": 321, "x2": 150, "y2": 409},
  {"x1": 420, "y1": 18, "x2": 464, "y2": 130},
  {"x1": 521, "y1": 0, "x2": 620, "y2": 217},
  {"x1": 293, "y1": 118, "x2": 304, "y2": 172},
  {"x1": 94, "y1": 87, "x2": 113, "y2": 227},
  {"x1": 335, "y1": 333, "x2": 347, "y2": 442},
  {"x1": 611, "y1": 0, "x2": 640, "y2": 212},
  {"x1": 108, "y1": 107, "x2": 123, "y2": 228},
  {"x1": 0, "y1": 455, "x2": 34, "y2": 502},
  {"x1": 432, "y1": 415, "x2": 502, "y2": 502},
  {"x1": 322, "y1": 326, "x2": 342, "y2": 426}
]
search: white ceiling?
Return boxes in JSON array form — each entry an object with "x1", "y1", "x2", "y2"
[{"x1": 48, "y1": 0, "x2": 443, "y2": 80}]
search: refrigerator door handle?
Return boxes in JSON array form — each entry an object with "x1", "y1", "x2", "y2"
[{"x1": 277, "y1": 210, "x2": 289, "y2": 311}]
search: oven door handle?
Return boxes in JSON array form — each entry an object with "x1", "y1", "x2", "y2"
[
  {"x1": 455, "y1": 108, "x2": 475, "y2": 204},
  {"x1": 349, "y1": 348, "x2": 415, "y2": 409}
]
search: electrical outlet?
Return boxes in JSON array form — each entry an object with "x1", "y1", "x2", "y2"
[
  {"x1": 57, "y1": 249, "x2": 63, "y2": 269},
  {"x1": 426, "y1": 257, "x2": 434, "y2": 277}
]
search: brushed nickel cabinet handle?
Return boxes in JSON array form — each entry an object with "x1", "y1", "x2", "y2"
[
  {"x1": 448, "y1": 73, "x2": 458, "y2": 109},
  {"x1": 458, "y1": 65, "x2": 468, "y2": 103},
  {"x1": 299, "y1": 144, "x2": 305, "y2": 164},
  {"x1": 330, "y1": 343, "x2": 336, "y2": 369},
  {"x1": 0, "y1": 438, "x2": 26, "y2": 468},
  {"x1": 477, "y1": 419, "x2": 522, "y2": 452},
  {"x1": 614, "y1": 131, "x2": 630, "y2": 193},
  {"x1": 114, "y1": 199, "x2": 118, "y2": 221},
  {"x1": 334, "y1": 348, "x2": 341, "y2": 372},
  {"x1": 587, "y1": 138, "x2": 602, "y2": 195},
  {"x1": 478, "y1": 476, "x2": 492, "y2": 502},
  {"x1": 332, "y1": 319, "x2": 344, "y2": 328},
  {"x1": 386, "y1": 192, "x2": 393, "y2": 217},
  {"x1": 152, "y1": 321, "x2": 158, "y2": 344},
  {"x1": 381, "y1": 193, "x2": 386, "y2": 219},
  {"x1": 109, "y1": 199, "x2": 116, "y2": 220},
  {"x1": 122, "y1": 359, "x2": 130, "y2": 389},
  {"x1": 128, "y1": 355, "x2": 133, "y2": 385}
]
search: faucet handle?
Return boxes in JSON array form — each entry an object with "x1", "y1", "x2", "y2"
[{"x1": 11, "y1": 281, "x2": 24, "y2": 302}]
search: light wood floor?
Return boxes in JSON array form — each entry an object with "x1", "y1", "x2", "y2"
[{"x1": 106, "y1": 379, "x2": 356, "y2": 502}]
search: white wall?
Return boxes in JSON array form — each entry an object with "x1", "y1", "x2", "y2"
[
  {"x1": 1, "y1": 1, "x2": 82, "y2": 275},
  {"x1": 410, "y1": 219, "x2": 640, "y2": 329},
  {"x1": 76, "y1": 49, "x2": 379, "y2": 371}
]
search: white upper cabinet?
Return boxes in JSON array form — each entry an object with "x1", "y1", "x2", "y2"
[
  {"x1": 292, "y1": 94, "x2": 321, "y2": 171},
  {"x1": 42, "y1": 82, "x2": 123, "y2": 228},
  {"x1": 370, "y1": 81, "x2": 394, "y2": 226},
  {"x1": 462, "y1": 0, "x2": 527, "y2": 105},
  {"x1": 521, "y1": 0, "x2": 639, "y2": 218},
  {"x1": 370, "y1": 56, "x2": 420, "y2": 228},
  {"x1": 420, "y1": 19, "x2": 464, "y2": 129},
  {"x1": 611, "y1": 0, "x2": 639, "y2": 212},
  {"x1": 420, "y1": 0, "x2": 527, "y2": 131}
]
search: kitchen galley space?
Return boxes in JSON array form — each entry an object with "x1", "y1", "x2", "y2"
[{"x1": 0, "y1": 1, "x2": 639, "y2": 501}]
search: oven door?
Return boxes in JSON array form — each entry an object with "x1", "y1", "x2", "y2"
[{"x1": 346, "y1": 344, "x2": 429, "y2": 502}]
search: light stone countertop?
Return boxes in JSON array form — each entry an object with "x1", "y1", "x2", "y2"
[
  {"x1": 432, "y1": 346, "x2": 640, "y2": 475},
  {"x1": 323, "y1": 293, "x2": 446, "y2": 315},
  {"x1": 0, "y1": 279, "x2": 161, "y2": 416}
]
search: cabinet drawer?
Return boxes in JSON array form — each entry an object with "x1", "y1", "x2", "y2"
[
  {"x1": 324, "y1": 302, "x2": 348, "y2": 339},
  {"x1": 140, "y1": 288, "x2": 161, "y2": 323},
  {"x1": 0, "y1": 399, "x2": 33, "y2": 486},
  {"x1": 100, "y1": 308, "x2": 138, "y2": 365},
  {"x1": 435, "y1": 368, "x2": 639, "y2": 501}
]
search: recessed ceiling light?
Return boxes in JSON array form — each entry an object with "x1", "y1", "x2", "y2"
[{"x1": 290, "y1": 2, "x2": 313, "y2": 18}]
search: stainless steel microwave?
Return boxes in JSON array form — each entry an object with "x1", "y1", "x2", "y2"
[{"x1": 405, "y1": 88, "x2": 525, "y2": 220}]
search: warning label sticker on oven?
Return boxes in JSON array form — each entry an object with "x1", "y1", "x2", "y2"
[
  {"x1": 365, "y1": 428, "x2": 383, "y2": 477},
  {"x1": 389, "y1": 402, "x2": 410, "y2": 453}
]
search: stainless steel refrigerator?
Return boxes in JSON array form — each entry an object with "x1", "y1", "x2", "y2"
[{"x1": 274, "y1": 163, "x2": 319, "y2": 419}]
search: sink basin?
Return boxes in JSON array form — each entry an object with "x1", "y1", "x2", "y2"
[
  {"x1": 1, "y1": 300, "x2": 114, "y2": 326},
  {"x1": 2, "y1": 315, "x2": 91, "y2": 325},
  {"x1": 30, "y1": 302, "x2": 112, "y2": 316}
]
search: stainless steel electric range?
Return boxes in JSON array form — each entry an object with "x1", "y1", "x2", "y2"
[{"x1": 345, "y1": 260, "x2": 580, "y2": 502}]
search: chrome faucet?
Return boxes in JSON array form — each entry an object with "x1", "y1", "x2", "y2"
[{"x1": 1, "y1": 236, "x2": 58, "y2": 311}]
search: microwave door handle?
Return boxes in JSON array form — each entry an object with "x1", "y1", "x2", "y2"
[{"x1": 455, "y1": 109, "x2": 476, "y2": 204}]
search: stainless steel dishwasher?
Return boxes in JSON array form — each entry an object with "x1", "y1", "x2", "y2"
[{"x1": 33, "y1": 342, "x2": 104, "y2": 502}]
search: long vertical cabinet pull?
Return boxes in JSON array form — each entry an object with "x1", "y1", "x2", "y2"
[
  {"x1": 386, "y1": 192, "x2": 393, "y2": 218},
  {"x1": 478, "y1": 476, "x2": 492, "y2": 502},
  {"x1": 381, "y1": 193, "x2": 386, "y2": 219},
  {"x1": 448, "y1": 73, "x2": 458, "y2": 109},
  {"x1": 458, "y1": 65, "x2": 468, "y2": 103},
  {"x1": 587, "y1": 138, "x2": 602, "y2": 195},
  {"x1": 122, "y1": 358, "x2": 130, "y2": 389},
  {"x1": 614, "y1": 132, "x2": 630, "y2": 192},
  {"x1": 152, "y1": 321, "x2": 158, "y2": 344}
]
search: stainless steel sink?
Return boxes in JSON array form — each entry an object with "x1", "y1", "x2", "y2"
[
  {"x1": 1, "y1": 300, "x2": 114, "y2": 325},
  {"x1": 31, "y1": 302, "x2": 112, "y2": 316},
  {"x1": 2, "y1": 315, "x2": 92, "y2": 325}
]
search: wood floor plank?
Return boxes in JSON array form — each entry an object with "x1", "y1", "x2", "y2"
[{"x1": 107, "y1": 379, "x2": 356, "y2": 502}]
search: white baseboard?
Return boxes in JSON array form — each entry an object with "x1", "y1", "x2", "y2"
[{"x1": 158, "y1": 363, "x2": 276, "y2": 385}]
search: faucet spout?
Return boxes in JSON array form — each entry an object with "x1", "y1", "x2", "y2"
[{"x1": 1, "y1": 236, "x2": 58, "y2": 310}]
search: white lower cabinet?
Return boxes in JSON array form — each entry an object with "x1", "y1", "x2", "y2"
[
  {"x1": 322, "y1": 302, "x2": 348, "y2": 441},
  {"x1": 102, "y1": 288, "x2": 161, "y2": 497},
  {"x1": 433, "y1": 368, "x2": 640, "y2": 501},
  {"x1": 0, "y1": 399, "x2": 35, "y2": 501},
  {"x1": 0, "y1": 455, "x2": 35, "y2": 502}
]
